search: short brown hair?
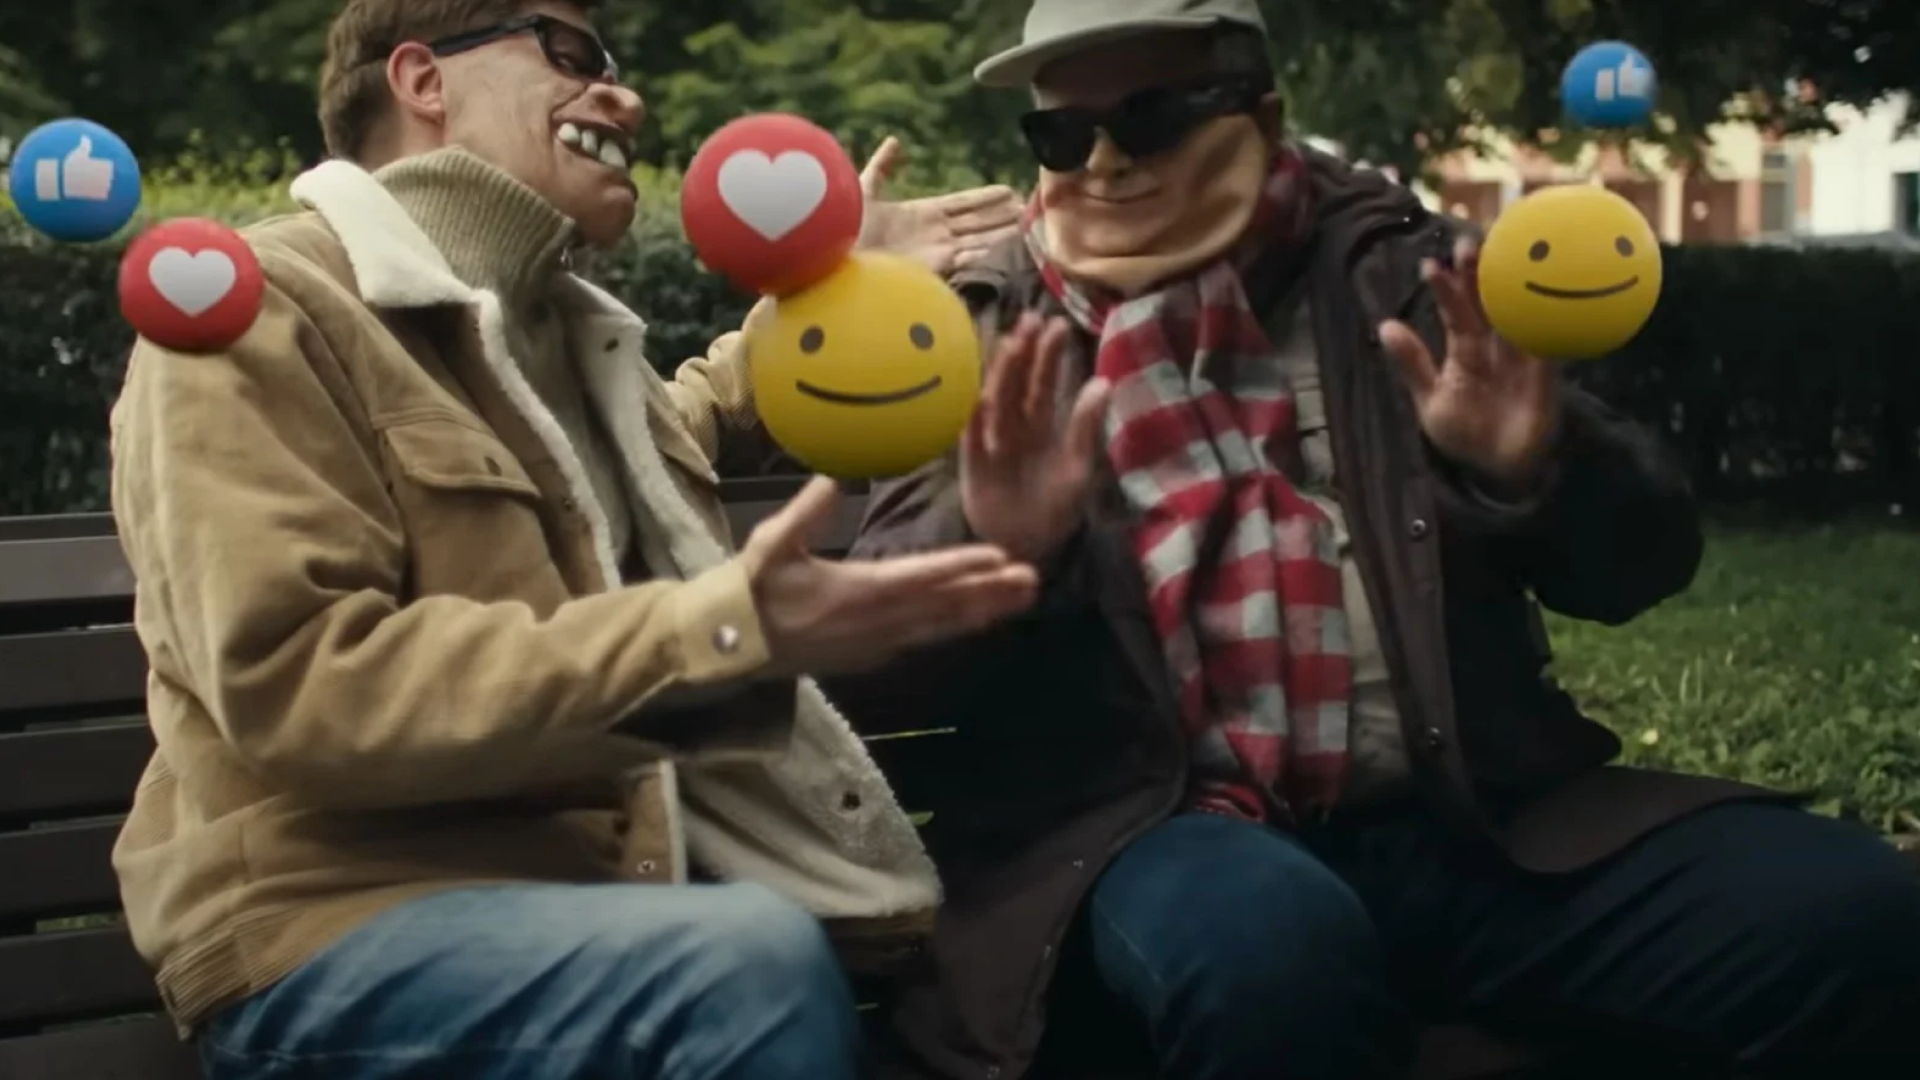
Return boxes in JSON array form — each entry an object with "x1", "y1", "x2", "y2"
[{"x1": 317, "y1": 0, "x2": 600, "y2": 161}]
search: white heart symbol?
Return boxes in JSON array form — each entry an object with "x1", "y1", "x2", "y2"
[
  {"x1": 148, "y1": 247, "x2": 237, "y2": 317},
  {"x1": 715, "y1": 150, "x2": 828, "y2": 242}
]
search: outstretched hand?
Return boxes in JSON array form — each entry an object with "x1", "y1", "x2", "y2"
[
  {"x1": 742, "y1": 476, "x2": 1039, "y2": 675},
  {"x1": 857, "y1": 136, "x2": 1023, "y2": 276},
  {"x1": 1377, "y1": 237, "x2": 1562, "y2": 491},
  {"x1": 960, "y1": 314, "x2": 1111, "y2": 565}
]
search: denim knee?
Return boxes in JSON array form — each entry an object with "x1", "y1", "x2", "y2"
[
  {"x1": 1652, "y1": 805, "x2": 1920, "y2": 1068},
  {"x1": 1747, "y1": 818, "x2": 1920, "y2": 1061},
  {"x1": 1086, "y1": 813, "x2": 1411, "y2": 1079},
  {"x1": 684, "y1": 882, "x2": 849, "y2": 993}
]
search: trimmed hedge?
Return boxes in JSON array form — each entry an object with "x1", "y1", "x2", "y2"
[{"x1": 2, "y1": 195, "x2": 1917, "y2": 515}]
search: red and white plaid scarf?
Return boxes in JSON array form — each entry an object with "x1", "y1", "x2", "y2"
[{"x1": 1027, "y1": 149, "x2": 1351, "y2": 823}]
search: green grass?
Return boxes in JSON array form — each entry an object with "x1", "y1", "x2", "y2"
[{"x1": 1549, "y1": 518, "x2": 1920, "y2": 832}]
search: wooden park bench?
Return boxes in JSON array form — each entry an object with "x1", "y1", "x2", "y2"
[{"x1": 2, "y1": 476, "x2": 1551, "y2": 1079}]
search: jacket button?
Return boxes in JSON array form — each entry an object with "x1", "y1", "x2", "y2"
[
  {"x1": 1070, "y1": 858, "x2": 1085, "y2": 870},
  {"x1": 1408, "y1": 517, "x2": 1430, "y2": 539},
  {"x1": 635, "y1": 859, "x2": 657, "y2": 875},
  {"x1": 712, "y1": 625, "x2": 741, "y2": 654},
  {"x1": 560, "y1": 497, "x2": 577, "y2": 513},
  {"x1": 1423, "y1": 726, "x2": 1446, "y2": 752}
]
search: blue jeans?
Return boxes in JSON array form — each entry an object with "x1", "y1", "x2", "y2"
[
  {"x1": 1037, "y1": 804, "x2": 1920, "y2": 1078},
  {"x1": 198, "y1": 882, "x2": 864, "y2": 1080}
]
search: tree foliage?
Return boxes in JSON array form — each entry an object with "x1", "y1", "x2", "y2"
[
  {"x1": 1264, "y1": 0, "x2": 1920, "y2": 179},
  {"x1": 0, "y1": 0, "x2": 1916, "y2": 185}
]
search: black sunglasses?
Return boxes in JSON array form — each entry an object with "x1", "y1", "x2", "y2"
[
  {"x1": 429, "y1": 14, "x2": 621, "y2": 83},
  {"x1": 1019, "y1": 78, "x2": 1271, "y2": 172}
]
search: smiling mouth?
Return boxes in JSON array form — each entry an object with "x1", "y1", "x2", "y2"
[
  {"x1": 794, "y1": 376, "x2": 943, "y2": 406},
  {"x1": 1524, "y1": 277, "x2": 1641, "y2": 300}
]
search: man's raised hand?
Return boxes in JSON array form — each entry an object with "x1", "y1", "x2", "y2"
[
  {"x1": 857, "y1": 136, "x2": 1023, "y2": 276},
  {"x1": 960, "y1": 315, "x2": 1110, "y2": 566},
  {"x1": 742, "y1": 476, "x2": 1039, "y2": 675}
]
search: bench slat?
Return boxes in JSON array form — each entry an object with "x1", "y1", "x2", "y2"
[
  {"x1": 0, "y1": 723, "x2": 152, "y2": 821},
  {"x1": 0, "y1": 629, "x2": 146, "y2": 718},
  {"x1": 0, "y1": 536, "x2": 135, "y2": 611},
  {"x1": 0, "y1": 927, "x2": 159, "y2": 1028},
  {"x1": 0, "y1": 513, "x2": 119, "y2": 544},
  {"x1": 0, "y1": 1015, "x2": 201, "y2": 1080},
  {"x1": 721, "y1": 497, "x2": 863, "y2": 557},
  {"x1": 0, "y1": 821, "x2": 122, "y2": 922}
]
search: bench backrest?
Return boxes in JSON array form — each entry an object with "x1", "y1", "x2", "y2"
[{"x1": 0, "y1": 477, "x2": 947, "y2": 1080}]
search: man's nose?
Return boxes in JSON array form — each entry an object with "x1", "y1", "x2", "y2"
[
  {"x1": 1084, "y1": 130, "x2": 1132, "y2": 176},
  {"x1": 595, "y1": 82, "x2": 646, "y2": 136}
]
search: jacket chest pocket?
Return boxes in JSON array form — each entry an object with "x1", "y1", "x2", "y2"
[{"x1": 380, "y1": 416, "x2": 569, "y2": 603}]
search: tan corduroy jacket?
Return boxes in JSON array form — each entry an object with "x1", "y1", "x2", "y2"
[{"x1": 109, "y1": 160, "x2": 940, "y2": 1035}]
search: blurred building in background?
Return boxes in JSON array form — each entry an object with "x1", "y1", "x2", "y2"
[{"x1": 1415, "y1": 93, "x2": 1920, "y2": 248}]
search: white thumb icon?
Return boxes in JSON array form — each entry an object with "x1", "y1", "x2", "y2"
[
  {"x1": 1616, "y1": 58, "x2": 1652, "y2": 98},
  {"x1": 61, "y1": 134, "x2": 117, "y2": 203}
]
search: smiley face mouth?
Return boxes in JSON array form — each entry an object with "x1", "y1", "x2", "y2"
[
  {"x1": 1524, "y1": 276, "x2": 1641, "y2": 300},
  {"x1": 794, "y1": 376, "x2": 944, "y2": 406}
]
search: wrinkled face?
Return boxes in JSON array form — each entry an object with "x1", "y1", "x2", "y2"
[
  {"x1": 1030, "y1": 31, "x2": 1279, "y2": 257},
  {"x1": 411, "y1": 2, "x2": 645, "y2": 245}
]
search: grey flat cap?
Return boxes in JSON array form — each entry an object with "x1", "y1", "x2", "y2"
[{"x1": 974, "y1": 0, "x2": 1268, "y2": 89}]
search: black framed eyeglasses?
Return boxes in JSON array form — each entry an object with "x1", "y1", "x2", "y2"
[
  {"x1": 1019, "y1": 78, "x2": 1272, "y2": 172},
  {"x1": 428, "y1": 14, "x2": 621, "y2": 83}
]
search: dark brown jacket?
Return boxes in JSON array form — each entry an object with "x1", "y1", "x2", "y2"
[{"x1": 831, "y1": 150, "x2": 1783, "y2": 1080}]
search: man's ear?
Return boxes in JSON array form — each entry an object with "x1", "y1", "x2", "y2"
[
  {"x1": 1255, "y1": 91, "x2": 1286, "y2": 145},
  {"x1": 386, "y1": 41, "x2": 447, "y2": 126}
]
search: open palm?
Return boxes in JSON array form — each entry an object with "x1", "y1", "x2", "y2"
[
  {"x1": 857, "y1": 137, "x2": 1023, "y2": 276},
  {"x1": 1378, "y1": 238, "x2": 1562, "y2": 490},
  {"x1": 961, "y1": 315, "x2": 1111, "y2": 565}
]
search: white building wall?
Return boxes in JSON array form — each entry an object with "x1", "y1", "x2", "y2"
[{"x1": 1805, "y1": 95, "x2": 1920, "y2": 235}]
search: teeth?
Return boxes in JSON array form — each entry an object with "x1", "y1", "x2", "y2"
[{"x1": 559, "y1": 121, "x2": 628, "y2": 171}]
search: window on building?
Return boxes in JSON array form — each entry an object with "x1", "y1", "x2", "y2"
[
  {"x1": 1758, "y1": 150, "x2": 1796, "y2": 236},
  {"x1": 1896, "y1": 172, "x2": 1920, "y2": 235},
  {"x1": 1759, "y1": 178, "x2": 1794, "y2": 235}
]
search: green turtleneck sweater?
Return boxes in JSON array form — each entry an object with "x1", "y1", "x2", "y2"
[{"x1": 376, "y1": 147, "x2": 634, "y2": 564}]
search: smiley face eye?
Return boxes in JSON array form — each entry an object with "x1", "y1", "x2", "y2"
[
  {"x1": 908, "y1": 323, "x2": 934, "y2": 350},
  {"x1": 1528, "y1": 240, "x2": 1550, "y2": 261},
  {"x1": 1615, "y1": 236, "x2": 1635, "y2": 256},
  {"x1": 799, "y1": 326, "x2": 824, "y2": 353}
]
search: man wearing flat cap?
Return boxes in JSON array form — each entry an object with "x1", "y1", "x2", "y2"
[{"x1": 844, "y1": 1, "x2": 1920, "y2": 1077}]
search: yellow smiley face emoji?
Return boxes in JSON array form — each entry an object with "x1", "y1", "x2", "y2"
[
  {"x1": 747, "y1": 252, "x2": 982, "y2": 479},
  {"x1": 1478, "y1": 184, "x2": 1664, "y2": 361}
]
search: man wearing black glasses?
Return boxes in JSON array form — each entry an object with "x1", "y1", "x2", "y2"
[
  {"x1": 849, "y1": 1, "x2": 1920, "y2": 1078},
  {"x1": 108, "y1": 2, "x2": 1039, "y2": 1079}
]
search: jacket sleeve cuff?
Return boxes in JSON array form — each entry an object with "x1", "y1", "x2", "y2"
[
  {"x1": 1430, "y1": 407, "x2": 1586, "y2": 535},
  {"x1": 669, "y1": 559, "x2": 772, "y2": 684},
  {"x1": 1453, "y1": 455, "x2": 1564, "y2": 524}
]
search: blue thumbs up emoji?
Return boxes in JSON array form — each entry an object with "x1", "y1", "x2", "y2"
[
  {"x1": 1561, "y1": 42, "x2": 1658, "y2": 129},
  {"x1": 7, "y1": 118, "x2": 143, "y2": 242}
]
